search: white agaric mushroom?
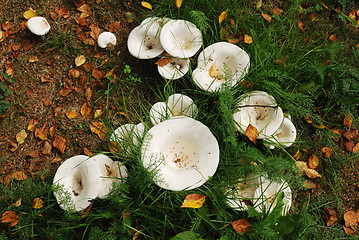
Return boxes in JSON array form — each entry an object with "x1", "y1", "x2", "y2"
[
  {"x1": 157, "y1": 57, "x2": 190, "y2": 80},
  {"x1": 53, "y1": 155, "x2": 101, "y2": 211},
  {"x1": 192, "y1": 42, "x2": 250, "y2": 92},
  {"x1": 233, "y1": 91, "x2": 284, "y2": 139},
  {"x1": 253, "y1": 177, "x2": 292, "y2": 215},
  {"x1": 141, "y1": 116, "x2": 219, "y2": 191},
  {"x1": 97, "y1": 32, "x2": 117, "y2": 48},
  {"x1": 149, "y1": 102, "x2": 167, "y2": 125},
  {"x1": 265, "y1": 117, "x2": 297, "y2": 149},
  {"x1": 110, "y1": 123, "x2": 146, "y2": 154},
  {"x1": 127, "y1": 18, "x2": 168, "y2": 59},
  {"x1": 27, "y1": 16, "x2": 51, "y2": 36},
  {"x1": 160, "y1": 19, "x2": 202, "y2": 58}
]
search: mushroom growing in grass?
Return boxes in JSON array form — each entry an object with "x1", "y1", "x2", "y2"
[
  {"x1": 253, "y1": 177, "x2": 292, "y2": 215},
  {"x1": 110, "y1": 123, "x2": 146, "y2": 154},
  {"x1": 265, "y1": 117, "x2": 297, "y2": 149},
  {"x1": 27, "y1": 16, "x2": 50, "y2": 36},
  {"x1": 160, "y1": 19, "x2": 202, "y2": 58},
  {"x1": 157, "y1": 57, "x2": 190, "y2": 80},
  {"x1": 192, "y1": 42, "x2": 250, "y2": 92},
  {"x1": 141, "y1": 116, "x2": 219, "y2": 191},
  {"x1": 97, "y1": 32, "x2": 117, "y2": 48},
  {"x1": 233, "y1": 91, "x2": 284, "y2": 139}
]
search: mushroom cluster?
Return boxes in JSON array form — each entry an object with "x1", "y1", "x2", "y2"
[{"x1": 53, "y1": 154, "x2": 127, "y2": 211}]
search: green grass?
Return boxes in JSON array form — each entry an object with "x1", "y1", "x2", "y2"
[{"x1": 1, "y1": 0, "x2": 359, "y2": 239}]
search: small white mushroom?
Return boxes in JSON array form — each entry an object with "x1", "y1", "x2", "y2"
[
  {"x1": 160, "y1": 19, "x2": 202, "y2": 58},
  {"x1": 97, "y1": 32, "x2": 117, "y2": 48},
  {"x1": 192, "y1": 42, "x2": 250, "y2": 92},
  {"x1": 110, "y1": 123, "x2": 146, "y2": 154},
  {"x1": 27, "y1": 16, "x2": 51, "y2": 36},
  {"x1": 141, "y1": 116, "x2": 219, "y2": 191},
  {"x1": 265, "y1": 117, "x2": 297, "y2": 149},
  {"x1": 233, "y1": 91, "x2": 284, "y2": 139},
  {"x1": 253, "y1": 177, "x2": 292, "y2": 215},
  {"x1": 157, "y1": 57, "x2": 190, "y2": 80},
  {"x1": 149, "y1": 102, "x2": 167, "y2": 125}
]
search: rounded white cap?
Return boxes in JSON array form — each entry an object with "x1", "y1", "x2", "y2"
[
  {"x1": 149, "y1": 102, "x2": 167, "y2": 125},
  {"x1": 167, "y1": 93, "x2": 198, "y2": 119},
  {"x1": 27, "y1": 16, "x2": 51, "y2": 36},
  {"x1": 110, "y1": 123, "x2": 146, "y2": 154},
  {"x1": 265, "y1": 117, "x2": 297, "y2": 149},
  {"x1": 141, "y1": 117, "x2": 219, "y2": 191},
  {"x1": 97, "y1": 32, "x2": 117, "y2": 48},
  {"x1": 157, "y1": 58, "x2": 189, "y2": 80}
]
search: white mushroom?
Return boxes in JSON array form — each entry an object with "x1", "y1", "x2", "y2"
[
  {"x1": 157, "y1": 57, "x2": 190, "y2": 80},
  {"x1": 97, "y1": 32, "x2": 117, "y2": 48},
  {"x1": 265, "y1": 117, "x2": 297, "y2": 149},
  {"x1": 141, "y1": 116, "x2": 219, "y2": 191},
  {"x1": 160, "y1": 19, "x2": 202, "y2": 58},
  {"x1": 149, "y1": 102, "x2": 167, "y2": 125},
  {"x1": 192, "y1": 42, "x2": 250, "y2": 92},
  {"x1": 27, "y1": 16, "x2": 51, "y2": 36},
  {"x1": 53, "y1": 155, "x2": 101, "y2": 211},
  {"x1": 233, "y1": 91, "x2": 284, "y2": 139},
  {"x1": 253, "y1": 177, "x2": 292, "y2": 215},
  {"x1": 110, "y1": 123, "x2": 146, "y2": 154}
]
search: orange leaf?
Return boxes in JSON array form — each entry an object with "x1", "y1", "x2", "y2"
[
  {"x1": 308, "y1": 155, "x2": 319, "y2": 169},
  {"x1": 66, "y1": 109, "x2": 78, "y2": 119},
  {"x1": 348, "y1": 10, "x2": 356, "y2": 19},
  {"x1": 304, "y1": 168, "x2": 321, "y2": 178},
  {"x1": 297, "y1": 20, "x2": 305, "y2": 31},
  {"x1": 92, "y1": 68, "x2": 104, "y2": 79},
  {"x1": 155, "y1": 57, "x2": 172, "y2": 67},
  {"x1": 324, "y1": 208, "x2": 337, "y2": 226},
  {"x1": 90, "y1": 122, "x2": 107, "y2": 140},
  {"x1": 32, "y1": 197, "x2": 44, "y2": 209},
  {"x1": 329, "y1": 34, "x2": 336, "y2": 42},
  {"x1": 175, "y1": 0, "x2": 183, "y2": 8},
  {"x1": 245, "y1": 124, "x2": 258, "y2": 143},
  {"x1": 244, "y1": 34, "x2": 253, "y2": 44},
  {"x1": 180, "y1": 193, "x2": 206, "y2": 208},
  {"x1": 13, "y1": 171, "x2": 28, "y2": 181},
  {"x1": 208, "y1": 63, "x2": 218, "y2": 78},
  {"x1": 141, "y1": 1, "x2": 153, "y2": 10},
  {"x1": 271, "y1": 7, "x2": 283, "y2": 16},
  {"x1": 232, "y1": 219, "x2": 250, "y2": 234},
  {"x1": 344, "y1": 114, "x2": 353, "y2": 128},
  {"x1": 261, "y1": 12, "x2": 272, "y2": 22},
  {"x1": 16, "y1": 129, "x2": 27, "y2": 145},
  {"x1": 219, "y1": 9, "x2": 228, "y2": 24},
  {"x1": 321, "y1": 147, "x2": 332, "y2": 158},
  {"x1": 293, "y1": 149, "x2": 301, "y2": 160},
  {"x1": 53, "y1": 135, "x2": 67, "y2": 154},
  {"x1": 353, "y1": 143, "x2": 359, "y2": 154},
  {"x1": 256, "y1": 0, "x2": 262, "y2": 9},
  {"x1": 1, "y1": 211, "x2": 19, "y2": 228},
  {"x1": 344, "y1": 211, "x2": 358, "y2": 229},
  {"x1": 109, "y1": 21, "x2": 122, "y2": 32}
]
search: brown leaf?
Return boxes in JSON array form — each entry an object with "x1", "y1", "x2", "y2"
[
  {"x1": 155, "y1": 57, "x2": 172, "y2": 67},
  {"x1": 80, "y1": 102, "x2": 94, "y2": 120},
  {"x1": 308, "y1": 13, "x2": 317, "y2": 21},
  {"x1": 16, "y1": 129, "x2": 27, "y2": 145},
  {"x1": 353, "y1": 143, "x2": 359, "y2": 154},
  {"x1": 344, "y1": 114, "x2": 353, "y2": 128},
  {"x1": 35, "y1": 124, "x2": 48, "y2": 141},
  {"x1": 109, "y1": 21, "x2": 121, "y2": 32},
  {"x1": 92, "y1": 68, "x2": 104, "y2": 79},
  {"x1": 324, "y1": 208, "x2": 337, "y2": 226},
  {"x1": 9, "y1": 142, "x2": 18, "y2": 152},
  {"x1": 271, "y1": 7, "x2": 283, "y2": 16},
  {"x1": 232, "y1": 219, "x2": 250, "y2": 234},
  {"x1": 344, "y1": 211, "x2": 358, "y2": 229},
  {"x1": 329, "y1": 34, "x2": 336, "y2": 42},
  {"x1": 83, "y1": 147, "x2": 93, "y2": 156},
  {"x1": 32, "y1": 198, "x2": 44, "y2": 209},
  {"x1": 51, "y1": 157, "x2": 62, "y2": 164},
  {"x1": 89, "y1": 24, "x2": 101, "y2": 40},
  {"x1": 42, "y1": 96, "x2": 52, "y2": 107},
  {"x1": 58, "y1": 7, "x2": 70, "y2": 18},
  {"x1": 304, "y1": 168, "x2": 322, "y2": 178},
  {"x1": 90, "y1": 122, "x2": 107, "y2": 140},
  {"x1": 73, "y1": 0, "x2": 85, "y2": 7},
  {"x1": 29, "y1": 149, "x2": 39, "y2": 158},
  {"x1": 297, "y1": 20, "x2": 305, "y2": 31},
  {"x1": 13, "y1": 171, "x2": 29, "y2": 181},
  {"x1": 303, "y1": 179, "x2": 316, "y2": 189},
  {"x1": 227, "y1": 33, "x2": 243, "y2": 44},
  {"x1": 53, "y1": 135, "x2": 67, "y2": 154},
  {"x1": 245, "y1": 124, "x2": 258, "y2": 143},
  {"x1": 219, "y1": 9, "x2": 228, "y2": 24},
  {"x1": 65, "y1": 109, "x2": 78, "y2": 119},
  {"x1": 256, "y1": 0, "x2": 262, "y2": 9},
  {"x1": 40, "y1": 75, "x2": 54, "y2": 83},
  {"x1": 261, "y1": 12, "x2": 272, "y2": 22},
  {"x1": 343, "y1": 129, "x2": 358, "y2": 141},
  {"x1": 77, "y1": 4, "x2": 91, "y2": 18},
  {"x1": 2, "y1": 22, "x2": 13, "y2": 31},
  {"x1": 343, "y1": 225, "x2": 356, "y2": 235},
  {"x1": 83, "y1": 62, "x2": 94, "y2": 72},
  {"x1": 321, "y1": 147, "x2": 332, "y2": 158},
  {"x1": 180, "y1": 194, "x2": 206, "y2": 208},
  {"x1": 85, "y1": 87, "x2": 92, "y2": 102},
  {"x1": 308, "y1": 155, "x2": 319, "y2": 169},
  {"x1": 41, "y1": 141, "x2": 52, "y2": 155},
  {"x1": 244, "y1": 34, "x2": 253, "y2": 44},
  {"x1": 1, "y1": 211, "x2": 19, "y2": 228},
  {"x1": 59, "y1": 86, "x2": 73, "y2": 97},
  {"x1": 295, "y1": 161, "x2": 308, "y2": 175},
  {"x1": 208, "y1": 63, "x2": 218, "y2": 78}
]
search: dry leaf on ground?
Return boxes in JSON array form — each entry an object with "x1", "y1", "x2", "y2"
[
  {"x1": 141, "y1": 1, "x2": 153, "y2": 10},
  {"x1": 261, "y1": 12, "x2": 272, "y2": 22},
  {"x1": 180, "y1": 194, "x2": 206, "y2": 208},
  {"x1": 90, "y1": 122, "x2": 107, "y2": 140},
  {"x1": 344, "y1": 114, "x2": 353, "y2": 128},
  {"x1": 32, "y1": 198, "x2": 44, "y2": 209},
  {"x1": 75, "y1": 55, "x2": 86, "y2": 67},
  {"x1": 65, "y1": 109, "x2": 78, "y2": 119},
  {"x1": 271, "y1": 7, "x2": 283, "y2": 16},
  {"x1": 245, "y1": 124, "x2": 258, "y2": 143},
  {"x1": 321, "y1": 147, "x2": 332, "y2": 158},
  {"x1": 324, "y1": 208, "x2": 337, "y2": 226},
  {"x1": 13, "y1": 171, "x2": 29, "y2": 181},
  {"x1": 244, "y1": 34, "x2": 253, "y2": 44},
  {"x1": 23, "y1": 9, "x2": 36, "y2": 19},
  {"x1": 16, "y1": 129, "x2": 27, "y2": 145},
  {"x1": 1, "y1": 211, "x2": 19, "y2": 228},
  {"x1": 308, "y1": 155, "x2": 319, "y2": 169},
  {"x1": 219, "y1": 9, "x2": 228, "y2": 24},
  {"x1": 53, "y1": 135, "x2": 67, "y2": 154},
  {"x1": 232, "y1": 219, "x2": 250, "y2": 234}
]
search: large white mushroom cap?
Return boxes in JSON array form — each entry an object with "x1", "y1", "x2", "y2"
[
  {"x1": 110, "y1": 123, "x2": 146, "y2": 154},
  {"x1": 97, "y1": 32, "x2": 117, "y2": 48},
  {"x1": 157, "y1": 57, "x2": 190, "y2": 80},
  {"x1": 160, "y1": 19, "x2": 202, "y2": 58},
  {"x1": 192, "y1": 42, "x2": 250, "y2": 92},
  {"x1": 253, "y1": 177, "x2": 292, "y2": 215},
  {"x1": 53, "y1": 155, "x2": 101, "y2": 211},
  {"x1": 233, "y1": 91, "x2": 284, "y2": 139},
  {"x1": 27, "y1": 16, "x2": 51, "y2": 36},
  {"x1": 141, "y1": 117, "x2": 219, "y2": 191},
  {"x1": 265, "y1": 117, "x2": 297, "y2": 149}
]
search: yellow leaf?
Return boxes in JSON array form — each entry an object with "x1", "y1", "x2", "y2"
[
  {"x1": 256, "y1": 0, "x2": 262, "y2": 9},
  {"x1": 181, "y1": 193, "x2": 206, "y2": 208},
  {"x1": 244, "y1": 34, "x2": 253, "y2": 44},
  {"x1": 49, "y1": 125, "x2": 56, "y2": 137},
  {"x1": 219, "y1": 9, "x2": 228, "y2": 24},
  {"x1": 141, "y1": 1, "x2": 153, "y2": 10},
  {"x1": 208, "y1": 63, "x2": 218, "y2": 78},
  {"x1": 304, "y1": 168, "x2": 322, "y2": 178},
  {"x1": 297, "y1": 20, "x2": 305, "y2": 31},
  {"x1": 75, "y1": 55, "x2": 86, "y2": 67},
  {"x1": 23, "y1": 8, "x2": 36, "y2": 20},
  {"x1": 293, "y1": 149, "x2": 301, "y2": 160},
  {"x1": 11, "y1": 198, "x2": 22, "y2": 207},
  {"x1": 94, "y1": 109, "x2": 103, "y2": 119},
  {"x1": 321, "y1": 147, "x2": 332, "y2": 158},
  {"x1": 245, "y1": 124, "x2": 258, "y2": 143},
  {"x1": 80, "y1": 102, "x2": 93, "y2": 120},
  {"x1": 353, "y1": 143, "x2": 359, "y2": 154},
  {"x1": 308, "y1": 155, "x2": 319, "y2": 169},
  {"x1": 16, "y1": 129, "x2": 27, "y2": 145},
  {"x1": 344, "y1": 114, "x2": 353, "y2": 128},
  {"x1": 175, "y1": 0, "x2": 183, "y2": 8},
  {"x1": 65, "y1": 109, "x2": 78, "y2": 119},
  {"x1": 32, "y1": 197, "x2": 44, "y2": 209},
  {"x1": 232, "y1": 219, "x2": 250, "y2": 234},
  {"x1": 295, "y1": 161, "x2": 308, "y2": 174},
  {"x1": 303, "y1": 179, "x2": 316, "y2": 189},
  {"x1": 261, "y1": 12, "x2": 272, "y2": 22},
  {"x1": 29, "y1": 56, "x2": 39, "y2": 63},
  {"x1": 90, "y1": 122, "x2": 107, "y2": 140}
]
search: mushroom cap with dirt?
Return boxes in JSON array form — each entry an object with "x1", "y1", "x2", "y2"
[
  {"x1": 141, "y1": 116, "x2": 219, "y2": 191},
  {"x1": 233, "y1": 91, "x2": 284, "y2": 139},
  {"x1": 97, "y1": 32, "x2": 117, "y2": 48},
  {"x1": 192, "y1": 42, "x2": 250, "y2": 92},
  {"x1": 157, "y1": 57, "x2": 190, "y2": 80},
  {"x1": 264, "y1": 117, "x2": 297, "y2": 149},
  {"x1": 160, "y1": 19, "x2": 202, "y2": 58},
  {"x1": 27, "y1": 16, "x2": 51, "y2": 36}
]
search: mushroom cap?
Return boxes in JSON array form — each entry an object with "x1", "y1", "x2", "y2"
[
  {"x1": 110, "y1": 123, "x2": 146, "y2": 154},
  {"x1": 97, "y1": 32, "x2": 117, "y2": 48},
  {"x1": 233, "y1": 91, "x2": 284, "y2": 139},
  {"x1": 265, "y1": 117, "x2": 297, "y2": 148},
  {"x1": 149, "y1": 102, "x2": 167, "y2": 125},
  {"x1": 140, "y1": 17, "x2": 171, "y2": 27},
  {"x1": 157, "y1": 58, "x2": 190, "y2": 80},
  {"x1": 160, "y1": 20, "x2": 202, "y2": 58},
  {"x1": 192, "y1": 42, "x2": 250, "y2": 92},
  {"x1": 127, "y1": 21, "x2": 164, "y2": 59},
  {"x1": 141, "y1": 116, "x2": 219, "y2": 191},
  {"x1": 53, "y1": 155, "x2": 101, "y2": 211},
  {"x1": 253, "y1": 177, "x2": 292, "y2": 215},
  {"x1": 167, "y1": 93, "x2": 198, "y2": 119},
  {"x1": 90, "y1": 154, "x2": 128, "y2": 198},
  {"x1": 27, "y1": 16, "x2": 51, "y2": 36}
]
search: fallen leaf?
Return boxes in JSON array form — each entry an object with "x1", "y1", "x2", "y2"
[
  {"x1": 208, "y1": 63, "x2": 218, "y2": 78},
  {"x1": 232, "y1": 219, "x2": 250, "y2": 234},
  {"x1": 29, "y1": 149, "x2": 39, "y2": 158},
  {"x1": 32, "y1": 198, "x2": 44, "y2": 209},
  {"x1": 295, "y1": 161, "x2": 308, "y2": 175},
  {"x1": 40, "y1": 75, "x2": 54, "y2": 83},
  {"x1": 109, "y1": 141, "x2": 122, "y2": 154},
  {"x1": 308, "y1": 13, "x2": 317, "y2": 21},
  {"x1": 141, "y1": 1, "x2": 153, "y2": 10},
  {"x1": 227, "y1": 34, "x2": 243, "y2": 44},
  {"x1": 92, "y1": 68, "x2": 104, "y2": 79},
  {"x1": 66, "y1": 109, "x2": 78, "y2": 119},
  {"x1": 77, "y1": 4, "x2": 91, "y2": 18},
  {"x1": 293, "y1": 149, "x2": 301, "y2": 160},
  {"x1": 2, "y1": 22, "x2": 13, "y2": 31},
  {"x1": 9, "y1": 142, "x2": 18, "y2": 152},
  {"x1": 256, "y1": 0, "x2": 262, "y2": 9},
  {"x1": 271, "y1": 7, "x2": 283, "y2": 16},
  {"x1": 42, "y1": 141, "x2": 52, "y2": 155},
  {"x1": 83, "y1": 62, "x2": 94, "y2": 72},
  {"x1": 13, "y1": 171, "x2": 28, "y2": 181},
  {"x1": 321, "y1": 147, "x2": 332, "y2": 158},
  {"x1": 348, "y1": 10, "x2": 357, "y2": 20},
  {"x1": 244, "y1": 34, "x2": 253, "y2": 44},
  {"x1": 297, "y1": 20, "x2": 305, "y2": 31},
  {"x1": 175, "y1": 0, "x2": 183, "y2": 8},
  {"x1": 109, "y1": 21, "x2": 121, "y2": 32},
  {"x1": 219, "y1": 9, "x2": 228, "y2": 24},
  {"x1": 353, "y1": 143, "x2": 359, "y2": 154},
  {"x1": 83, "y1": 147, "x2": 93, "y2": 156},
  {"x1": 261, "y1": 12, "x2": 272, "y2": 22},
  {"x1": 23, "y1": 8, "x2": 36, "y2": 20},
  {"x1": 125, "y1": 12, "x2": 136, "y2": 23},
  {"x1": 155, "y1": 57, "x2": 172, "y2": 67},
  {"x1": 11, "y1": 198, "x2": 22, "y2": 207},
  {"x1": 16, "y1": 129, "x2": 27, "y2": 145},
  {"x1": 343, "y1": 129, "x2": 358, "y2": 141},
  {"x1": 308, "y1": 155, "x2": 319, "y2": 169},
  {"x1": 303, "y1": 179, "x2": 316, "y2": 189},
  {"x1": 80, "y1": 102, "x2": 93, "y2": 120},
  {"x1": 69, "y1": 68, "x2": 80, "y2": 78},
  {"x1": 53, "y1": 135, "x2": 67, "y2": 154},
  {"x1": 73, "y1": 0, "x2": 85, "y2": 7},
  {"x1": 89, "y1": 24, "x2": 101, "y2": 40},
  {"x1": 51, "y1": 157, "x2": 62, "y2": 163},
  {"x1": 58, "y1": 7, "x2": 70, "y2": 18},
  {"x1": 329, "y1": 34, "x2": 336, "y2": 41},
  {"x1": 49, "y1": 125, "x2": 56, "y2": 137},
  {"x1": 304, "y1": 168, "x2": 322, "y2": 178},
  {"x1": 180, "y1": 193, "x2": 206, "y2": 208},
  {"x1": 344, "y1": 211, "x2": 358, "y2": 229},
  {"x1": 324, "y1": 208, "x2": 337, "y2": 226},
  {"x1": 94, "y1": 109, "x2": 103, "y2": 119},
  {"x1": 90, "y1": 122, "x2": 107, "y2": 140},
  {"x1": 230, "y1": 19, "x2": 235, "y2": 28},
  {"x1": 29, "y1": 56, "x2": 39, "y2": 63},
  {"x1": 343, "y1": 225, "x2": 356, "y2": 235},
  {"x1": 1, "y1": 211, "x2": 19, "y2": 228},
  {"x1": 344, "y1": 114, "x2": 353, "y2": 128},
  {"x1": 75, "y1": 55, "x2": 86, "y2": 67},
  {"x1": 245, "y1": 124, "x2": 258, "y2": 143}
]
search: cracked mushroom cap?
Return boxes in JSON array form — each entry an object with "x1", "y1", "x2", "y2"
[
  {"x1": 160, "y1": 19, "x2": 202, "y2": 58},
  {"x1": 233, "y1": 91, "x2": 284, "y2": 139},
  {"x1": 27, "y1": 16, "x2": 51, "y2": 36},
  {"x1": 53, "y1": 155, "x2": 101, "y2": 211},
  {"x1": 141, "y1": 116, "x2": 219, "y2": 191},
  {"x1": 265, "y1": 117, "x2": 297, "y2": 149},
  {"x1": 192, "y1": 42, "x2": 250, "y2": 92},
  {"x1": 157, "y1": 57, "x2": 190, "y2": 80},
  {"x1": 97, "y1": 32, "x2": 117, "y2": 48}
]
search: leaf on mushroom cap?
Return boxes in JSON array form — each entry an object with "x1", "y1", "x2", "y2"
[{"x1": 157, "y1": 57, "x2": 190, "y2": 80}]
